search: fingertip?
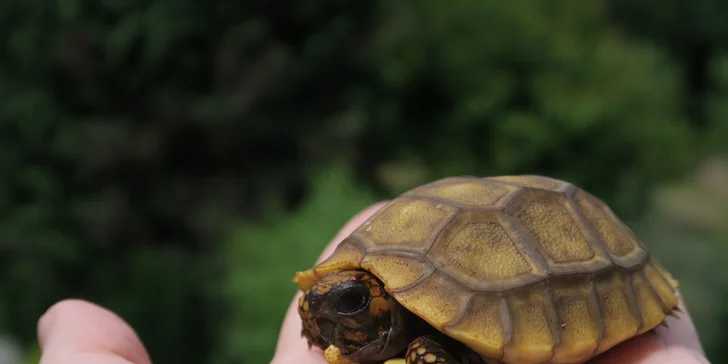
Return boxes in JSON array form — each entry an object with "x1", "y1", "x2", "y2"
[
  {"x1": 38, "y1": 299, "x2": 99, "y2": 347},
  {"x1": 633, "y1": 346, "x2": 709, "y2": 364},
  {"x1": 38, "y1": 299, "x2": 151, "y2": 364},
  {"x1": 592, "y1": 297, "x2": 708, "y2": 364},
  {"x1": 653, "y1": 298, "x2": 705, "y2": 354},
  {"x1": 591, "y1": 333, "x2": 709, "y2": 364}
]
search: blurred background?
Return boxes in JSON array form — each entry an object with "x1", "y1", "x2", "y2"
[{"x1": 1, "y1": 0, "x2": 727, "y2": 363}]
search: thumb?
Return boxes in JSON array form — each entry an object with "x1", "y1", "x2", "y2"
[{"x1": 38, "y1": 299, "x2": 151, "y2": 364}]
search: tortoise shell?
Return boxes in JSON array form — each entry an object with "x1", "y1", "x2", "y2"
[{"x1": 294, "y1": 175, "x2": 679, "y2": 364}]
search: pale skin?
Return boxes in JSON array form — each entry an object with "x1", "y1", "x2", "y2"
[{"x1": 38, "y1": 202, "x2": 708, "y2": 364}]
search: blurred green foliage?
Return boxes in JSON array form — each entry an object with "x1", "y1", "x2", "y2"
[
  {"x1": 0, "y1": 0, "x2": 725, "y2": 363},
  {"x1": 707, "y1": 55, "x2": 728, "y2": 147},
  {"x1": 357, "y1": 0, "x2": 695, "y2": 215}
]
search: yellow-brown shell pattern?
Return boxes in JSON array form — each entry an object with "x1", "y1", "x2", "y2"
[{"x1": 294, "y1": 176, "x2": 680, "y2": 364}]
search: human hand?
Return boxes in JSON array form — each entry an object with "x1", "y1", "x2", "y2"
[{"x1": 272, "y1": 202, "x2": 710, "y2": 364}]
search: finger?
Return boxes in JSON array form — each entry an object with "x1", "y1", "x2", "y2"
[
  {"x1": 653, "y1": 298, "x2": 704, "y2": 354},
  {"x1": 272, "y1": 202, "x2": 389, "y2": 364},
  {"x1": 591, "y1": 297, "x2": 708, "y2": 364},
  {"x1": 38, "y1": 299, "x2": 152, "y2": 364}
]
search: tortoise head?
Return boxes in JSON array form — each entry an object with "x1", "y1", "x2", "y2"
[{"x1": 299, "y1": 269, "x2": 414, "y2": 361}]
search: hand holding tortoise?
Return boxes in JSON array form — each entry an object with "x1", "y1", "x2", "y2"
[{"x1": 275, "y1": 176, "x2": 710, "y2": 364}]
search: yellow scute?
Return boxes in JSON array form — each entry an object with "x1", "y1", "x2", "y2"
[
  {"x1": 354, "y1": 198, "x2": 456, "y2": 251},
  {"x1": 410, "y1": 178, "x2": 516, "y2": 207},
  {"x1": 394, "y1": 272, "x2": 471, "y2": 329},
  {"x1": 445, "y1": 295, "x2": 506, "y2": 359},
  {"x1": 431, "y1": 218, "x2": 531, "y2": 282},
  {"x1": 361, "y1": 254, "x2": 434, "y2": 292}
]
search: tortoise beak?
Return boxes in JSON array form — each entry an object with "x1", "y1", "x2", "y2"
[
  {"x1": 316, "y1": 317, "x2": 368, "y2": 353},
  {"x1": 315, "y1": 317, "x2": 336, "y2": 343}
]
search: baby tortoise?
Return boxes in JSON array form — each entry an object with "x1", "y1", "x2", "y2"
[{"x1": 294, "y1": 176, "x2": 680, "y2": 364}]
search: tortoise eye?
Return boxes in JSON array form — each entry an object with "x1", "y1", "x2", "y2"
[{"x1": 335, "y1": 285, "x2": 371, "y2": 314}]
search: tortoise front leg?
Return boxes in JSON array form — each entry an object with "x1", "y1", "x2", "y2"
[{"x1": 405, "y1": 336, "x2": 460, "y2": 364}]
